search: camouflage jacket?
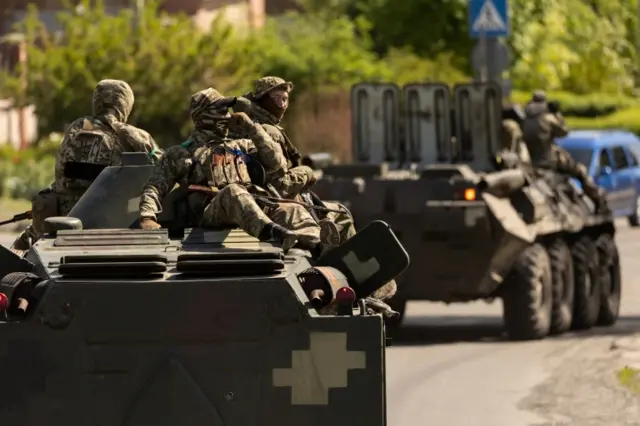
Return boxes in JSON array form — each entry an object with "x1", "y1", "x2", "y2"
[
  {"x1": 233, "y1": 96, "x2": 314, "y2": 198},
  {"x1": 139, "y1": 123, "x2": 286, "y2": 220},
  {"x1": 51, "y1": 116, "x2": 162, "y2": 197},
  {"x1": 521, "y1": 102, "x2": 569, "y2": 165}
]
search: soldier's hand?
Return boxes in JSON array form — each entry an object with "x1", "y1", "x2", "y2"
[
  {"x1": 228, "y1": 112, "x2": 254, "y2": 132},
  {"x1": 140, "y1": 217, "x2": 161, "y2": 230},
  {"x1": 307, "y1": 174, "x2": 317, "y2": 188}
]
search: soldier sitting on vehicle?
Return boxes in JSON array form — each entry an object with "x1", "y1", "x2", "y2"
[
  {"x1": 494, "y1": 104, "x2": 531, "y2": 169},
  {"x1": 232, "y1": 76, "x2": 357, "y2": 246},
  {"x1": 521, "y1": 90, "x2": 606, "y2": 207},
  {"x1": 137, "y1": 87, "x2": 340, "y2": 255},
  {"x1": 11, "y1": 79, "x2": 162, "y2": 252}
]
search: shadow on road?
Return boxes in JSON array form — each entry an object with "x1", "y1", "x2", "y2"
[{"x1": 389, "y1": 315, "x2": 640, "y2": 347}]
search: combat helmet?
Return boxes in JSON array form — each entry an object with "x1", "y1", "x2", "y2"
[{"x1": 253, "y1": 76, "x2": 294, "y2": 99}]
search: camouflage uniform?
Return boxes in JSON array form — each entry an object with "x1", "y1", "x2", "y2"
[
  {"x1": 234, "y1": 76, "x2": 357, "y2": 243},
  {"x1": 138, "y1": 87, "x2": 330, "y2": 253},
  {"x1": 500, "y1": 118, "x2": 531, "y2": 164},
  {"x1": 12, "y1": 79, "x2": 162, "y2": 251},
  {"x1": 521, "y1": 90, "x2": 603, "y2": 203}
]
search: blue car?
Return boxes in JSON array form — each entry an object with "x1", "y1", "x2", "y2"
[{"x1": 557, "y1": 130, "x2": 640, "y2": 226}]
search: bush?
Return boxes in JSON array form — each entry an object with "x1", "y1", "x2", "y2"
[
  {"x1": 566, "y1": 107, "x2": 640, "y2": 135},
  {"x1": 510, "y1": 90, "x2": 640, "y2": 118},
  {"x1": 0, "y1": 156, "x2": 54, "y2": 199}
]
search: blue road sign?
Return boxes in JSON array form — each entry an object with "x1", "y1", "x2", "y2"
[{"x1": 468, "y1": 0, "x2": 510, "y2": 38}]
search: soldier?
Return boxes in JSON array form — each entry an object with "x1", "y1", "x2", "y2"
[
  {"x1": 235, "y1": 76, "x2": 356, "y2": 244},
  {"x1": 498, "y1": 118, "x2": 531, "y2": 167},
  {"x1": 12, "y1": 79, "x2": 162, "y2": 251},
  {"x1": 521, "y1": 90, "x2": 605, "y2": 206},
  {"x1": 137, "y1": 87, "x2": 336, "y2": 254}
]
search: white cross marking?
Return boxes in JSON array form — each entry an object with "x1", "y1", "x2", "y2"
[
  {"x1": 272, "y1": 332, "x2": 366, "y2": 405},
  {"x1": 342, "y1": 251, "x2": 380, "y2": 284}
]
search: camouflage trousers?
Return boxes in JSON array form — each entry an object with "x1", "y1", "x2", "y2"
[
  {"x1": 201, "y1": 183, "x2": 321, "y2": 247},
  {"x1": 322, "y1": 201, "x2": 356, "y2": 243},
  {"x1": 550, "y1": 145, "x2": 601, "y2": 200}
]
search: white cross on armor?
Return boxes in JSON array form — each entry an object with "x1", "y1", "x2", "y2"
[{"x1": 272, "y1": 332, "x2": 367, "y2": 405}]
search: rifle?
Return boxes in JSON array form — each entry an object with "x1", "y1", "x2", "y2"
[
  {"x1": 0, "y1": 210, "x2": 32, "y2": 227},
  {"x1": 187, "y1": 185, "x2": 345, "y2": 214}
]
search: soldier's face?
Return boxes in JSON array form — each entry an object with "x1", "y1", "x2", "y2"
[{"x1": 269, "y1": 90, "x2": 289, "y2": 110}]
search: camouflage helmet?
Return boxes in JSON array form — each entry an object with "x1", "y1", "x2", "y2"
[
  {"x1": 189, "y1": 87, "x2": 236, "y2": 124},
  {"x1": 253, "y1": 76, "x2": 294, "y2": 99},
  {"x1": 531, "y1": 90, "x2": 547, "y2": 102},
  {"x1": 92, "y1": 79, "x2": 135, "y2": 123}
]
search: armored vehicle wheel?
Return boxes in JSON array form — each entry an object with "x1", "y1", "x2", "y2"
[
  {"x1": 596, "y1": 234, "x2": 621, "y2": 326},
  {"x1": 571, "y1": 236, "x2": 601, "y2": 330},
  {"x1": 548, "y1": 239, "x2": 574, "y2": 335},
  {"x1": 502, "y1": 243, "x2": 553, "y2": 340},
  {"x1": 628, "y1": 197, "x2": 640, "y2": 227}
]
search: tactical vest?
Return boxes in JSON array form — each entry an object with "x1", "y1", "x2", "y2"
[
  {"x1": 208, "y1": 144, "x2": 252, "y2": 188},
  {"x1": 521, "y1": 106, "x2": 553, "y2": 165},
  {"x1": 59, "y1": 121, "x2": 124, "y2": 192}
]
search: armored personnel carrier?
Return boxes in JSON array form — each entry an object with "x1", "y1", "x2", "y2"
[
  {"x1": 313, "y1": 81, "x2": 621, "y2": 340},
  {"x1": 0, "y1": 153, "x2": 409, "y2": 425}
]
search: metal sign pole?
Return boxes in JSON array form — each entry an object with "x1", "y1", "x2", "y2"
[{"x1": 480, "y1": 31, "x2": 488, "y2": 82}]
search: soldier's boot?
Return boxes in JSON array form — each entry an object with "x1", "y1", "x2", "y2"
[
  {"x1": 258, "y1": 223, "x2": 299, "y2": 253},
  {"x1": 10, "y1": 231, "x2": 32, "y2": 254}
]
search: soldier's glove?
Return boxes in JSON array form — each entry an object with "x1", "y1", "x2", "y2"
[
  {"x1": 362, "y1": 297, "x2": 399, "y2": 319},
  {"x1": 228, "y1": 112, "x2": 255, "y2": 133},
  {"x1": 140, "y1": 217, "x2": 161, "y2": 230}
]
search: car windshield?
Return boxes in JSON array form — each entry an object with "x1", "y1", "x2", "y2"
[{"x1": 561, "y1": 146, "x2": 593, "y2": 169}]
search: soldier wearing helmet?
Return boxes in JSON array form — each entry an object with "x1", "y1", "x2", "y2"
[
  {"x1": 137, "y1": 87, "x2": 339, "y2": 254},
  {"x1": 12, "y1": 79, "x2": 162, "y2": 252},
  {"x1": 233, "y1": 76, "x2": 357, "y2": 245},
  {"x1": 521, "y1": 90, "x2": 605, "y2": 206}
]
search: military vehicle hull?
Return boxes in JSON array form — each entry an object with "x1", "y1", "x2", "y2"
[
  {"x1": 0, "y1": 158, "x2": 411, "y2": 425},
  {"x1": 0, "y1": 229, "x2": 388, "y2": 425},
  {"x1": 312, "y1": 80, "x2": 622, "y2": 340},
  {"x1": 315, "y1": 164, "x2": 622, "y2": 340}
]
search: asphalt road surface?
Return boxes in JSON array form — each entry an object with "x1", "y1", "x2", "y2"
[{"x1": 2, "y1": 226, "x2": 640, "y2": 425}]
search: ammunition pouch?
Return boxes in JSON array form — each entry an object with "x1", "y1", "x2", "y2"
[
  {"x1": 210, "y1": 146, "x2": 252, "y2": 188},
  {"x1": 31, "y1": 188, "x2": 60, "y2": 236}
]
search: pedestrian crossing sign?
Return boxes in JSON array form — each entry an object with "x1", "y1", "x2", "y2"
[{"x1": 468, "y1": 0, "x2": 510, "y2": 38}]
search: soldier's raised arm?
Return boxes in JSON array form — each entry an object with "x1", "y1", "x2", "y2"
[
  {"x1": 228, "y1": 112, "x2": 288, "y2": 172},
  {"x1": 138, "y1": 145, "x2": 191, "y2": 224},
  {"x1": 117, "y1": 125, "x2": 164, "y2": 163},
  {"x1": 548, "y1": 112, "x2": 569, "y2": 139}
]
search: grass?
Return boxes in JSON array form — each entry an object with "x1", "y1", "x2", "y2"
[
  {"x1": 0, "y1": 197, "x2": 31, "y2": 231},
  {"x1": 617, "y1": 367, "x2": 640, "y2": 394}
]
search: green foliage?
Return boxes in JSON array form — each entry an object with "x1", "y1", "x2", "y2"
[
  {"x1": 383, "y1": 49, "x2": 468, "y2": 85},
  {"x1": 0, "y1": 156, "x2": 55, "y2": 199},
  {"x1": 617, "y1": 367, "x2": 640, "y2": 394},
  {"x1": 511, "y1": 90, "x2": 640, "y2": 117},
  {"x1": 250, "y1": 13, "x2": 388, "y2": 94},
  {"x1": 510, "y1": 0, "x2": 635, "y2": 93},
  {"x1": 567, "y1": 108, "x2": 640, "y2": 136},
  {"x1": 2, "y1": 0, "x2": 257, "y2": 146}
]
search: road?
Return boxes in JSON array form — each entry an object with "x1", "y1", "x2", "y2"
[{"x1": 2, "y1": 227, "x2": 640, "y2": 425}]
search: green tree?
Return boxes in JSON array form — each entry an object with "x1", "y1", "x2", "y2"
[
  {"x1": 2, "y1": 0, "x2": 257, "y2": 146},
  {"x1": 510, "y1": 0, "x2": 635, "y2": 93}
]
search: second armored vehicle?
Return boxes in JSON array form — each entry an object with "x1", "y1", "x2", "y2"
[{"x1": 313, "y1": 82, "x2": 621, "y2": 340}]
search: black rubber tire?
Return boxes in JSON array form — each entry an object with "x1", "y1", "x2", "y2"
[
  {"x1": 571, "y1": 235, "x2": 601, "y2": 330},
  {"x1": 502, "y1": 243, "x2": 553, "y2": 340},
  {"x1": 548, "y1": 239, "x2": 574, "y2": 335},
  {"x1": 596, "y1": 234, "x2": 621, "y2": 326}
]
